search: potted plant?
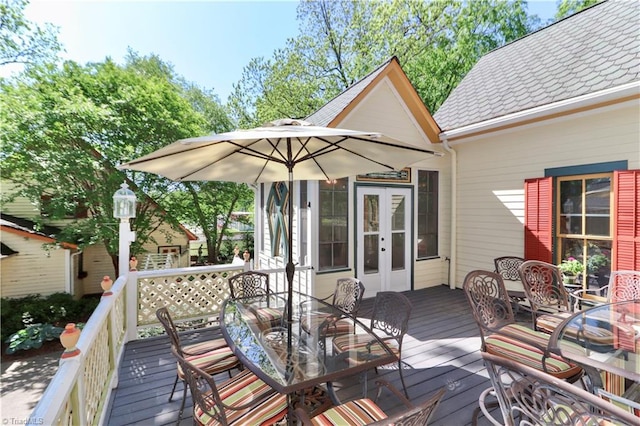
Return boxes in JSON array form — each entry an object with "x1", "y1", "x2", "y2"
[
  {"x1": 557, "y1": 257, "x2": 584, "y2": 284},
  {"x1": 587, "y1": 253, "x2": 611, "y2": 287}
]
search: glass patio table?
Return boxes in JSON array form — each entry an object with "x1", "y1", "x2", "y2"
[
  {"x1": 548, "y1": 300, "x2": 640, "y2": 409},
  {"x1": 220, "y1": 291, "x2": 396, "y2": 406}
]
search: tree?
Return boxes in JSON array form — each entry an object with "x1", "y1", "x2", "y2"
[
  {"x1": 0, "y1": 0, "x2": 61, "y2": 67},
  {"x1": 228, "y1": 0, "x2": 535, "y2": 122},
  {"x1": 1, "y1": 56, "x2": 207, "y2": 274},
  {"x1": 555, "y1": 0, "x2": 600, "y2": 20}
]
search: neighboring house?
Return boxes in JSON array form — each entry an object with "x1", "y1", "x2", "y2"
[
  {"x1": 1, "y1": 181, "x2": 197, "y2": 298},
  {"x1": 1, "y1": 213, "x2": 78, "y2": 298},
  {"x1": 255, "y1": 0, "x2": 639, "y2": 298}
]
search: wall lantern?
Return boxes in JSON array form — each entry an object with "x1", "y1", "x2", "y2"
[{"x1": 113, "y1": 182, "x2": 136, "y2": 220}]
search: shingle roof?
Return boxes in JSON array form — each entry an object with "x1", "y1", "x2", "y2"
[
  {"x1": 305, "y1": 58, "x2": 394, "y2": 127},
  {"x1": 433, "y1": 0, "x2": 640, "y2": 131},
  {"x1": 0, "y1": 213, "x2": 61, "y2": 239}
]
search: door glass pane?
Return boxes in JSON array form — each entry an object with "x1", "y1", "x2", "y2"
[
  {"x1": 391, "y1": 233, "x2": 405, "y2": 270},
  {"x1": 391, "y1": 195, "x2": 405, "y2": 231},
  {"x1": 363, "y1": 195, "x2": 379, "y2": 232},
  {"x1": 585, "y1": 178, "x2": 610, "y2": 236},
  {"x1": 364, "y1": 235, "x2": 378, "y2": 274}
]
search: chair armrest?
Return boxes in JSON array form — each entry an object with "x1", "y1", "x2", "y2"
[{"x1": 570, "y1": 287, "x2": 608, "y2": 311}]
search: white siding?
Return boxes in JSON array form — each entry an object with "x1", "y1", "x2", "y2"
[
  {"x1": 1, "y1": 232, "x2": 67, "y2": 298},
  {"x1": 452, "y1": 102, "x2": 640, "y2": 288}
]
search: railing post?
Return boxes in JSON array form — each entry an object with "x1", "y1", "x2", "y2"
[{"x1": 126, "y1": 270, "x2": 138, "y2": 342}]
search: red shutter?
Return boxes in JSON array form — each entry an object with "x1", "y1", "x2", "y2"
[
  {"x1": 613, "y1": 170, "x2": 640, "y2": 270},
  {"x1": 524, "y1": 177, "x2": 553, "y2": 262}
]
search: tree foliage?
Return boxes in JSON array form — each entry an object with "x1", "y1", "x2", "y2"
[
  {"x1": 0, "y1": 0, "x2": 60, "y2": 67},
  {"x1": 555, "y1": 0, "x2": 600, "y2": 20},
  {"x1": 0, "y1": 51, "x2": 251, "y2": 273},
  {"x1": 228, "y1": 0, "x2": 540, "y2": 122}
]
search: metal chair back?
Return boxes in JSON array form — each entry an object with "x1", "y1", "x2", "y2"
[
  {"x1": 481, "y1": 351, "x2": 638, "y2": 426},
  {"x1": 463, "y1": 270, "x2": 515, "y2": 344},
  {"x1": 228, "y1": 271, "x2": 270, "y2": 298}
]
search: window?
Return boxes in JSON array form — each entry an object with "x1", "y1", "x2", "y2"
[
  {"x1": 318, "y1": 178, "x2": 348, "y2": 271},
  {"x1": 557, "y1": 173, "x2": 612, "y2": 287},
  {"x1": 525, "y1": 168, "x2": 639, "y2": 274},
  {"x1": 417, "y1": 170, "x2": 438, "y2": 258}
]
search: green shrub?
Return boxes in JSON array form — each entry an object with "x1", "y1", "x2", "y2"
[
  {"x1": 5, "y1": 323, "x2": 64, "y2": 354},
  {"x1": 1, "y1": 293, "x2": 99, "y2": 342}
]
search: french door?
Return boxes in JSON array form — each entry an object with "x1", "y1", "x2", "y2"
[{"x1": 356, "y1": 186, "x2": 412, "y2": 295}]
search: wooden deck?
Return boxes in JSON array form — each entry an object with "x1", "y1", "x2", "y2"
[{"x1": 104, "y1": 285, "x2": 508, "y2": 425}]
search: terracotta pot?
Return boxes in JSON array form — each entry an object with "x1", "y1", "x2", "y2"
[
  {"x1": 60, "y1": 323, "x2": 81, "y2": 359},
  {"x1": 101, "y1": 275, "x2": 113, "y2": 296}
]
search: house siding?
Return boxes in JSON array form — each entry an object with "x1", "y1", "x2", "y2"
[
  {"x1": 1, "y1": 232, "x2": 67, "y2": 298},
  {"x1": 452, "y1": 102, "x2": 640, "y2": 287}
]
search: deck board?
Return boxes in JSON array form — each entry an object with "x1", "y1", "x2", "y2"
[{"x1": 104, "y1": 285, "x2": 508, "y2": 425}]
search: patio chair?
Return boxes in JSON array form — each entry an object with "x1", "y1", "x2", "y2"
[
  {"x1": 481, "y1": 351, "x2": 638, "y2": 426},
  {"x1": 294, "y1": 381, "x2": 446, "y2": 426},
  {"x1": 172, "y1": 347, "x2": 288, "y2": 426},
  {"x1": 571, "y1": 270, "x2": 640, "y2": 311},
  {"x1": 493, "y1": 256, "x2": 530, "y2": 314},
  {"x1": 518, "y1": 260, "x2": 573, "y2": 334},
  {"x1": 156, "y1": 307, "x2": 241, "y2": 423},
  {"x1": 332, "y1": 291, "x2": 412, "y2": 398},
  {"x1": 300, "y1": 277, "x2": 365, "y2": 339},
  {"x1": 463, "y1": 270, "x2": 582, "y2": 380},
  {"x1": 463, "y1": 270, "x2": 583, "y2": 425},
  {"x1": 228, "y1": 270, "x2": 283, "y2": 326}
]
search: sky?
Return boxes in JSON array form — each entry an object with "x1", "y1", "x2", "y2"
[{"x1": 21, "y1": 0, "x2": 558, "y2": 102}]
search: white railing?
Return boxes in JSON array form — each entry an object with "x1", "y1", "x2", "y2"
[
  {"x1": 29, "y1": 264, "x2": 313, "y2": 425},
  {"x1": 29, "y1": 274, "x2": 128, "y2": 426}
]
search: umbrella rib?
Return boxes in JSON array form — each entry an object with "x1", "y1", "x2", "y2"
[{"x1": 175, "y1": 139, "x2": 287, "y2": 181}]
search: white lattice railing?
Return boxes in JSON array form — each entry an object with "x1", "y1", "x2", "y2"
[
  {"x1": 29, "y1": 263, "x2": 313, "y2": 425},
  {"x1": 29, "y1": 274, "x2": 128, "y2": 425}
]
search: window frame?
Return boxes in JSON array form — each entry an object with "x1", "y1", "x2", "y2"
[
  {"x1": 416, "y1": 170, "x2": 439, "y2": 260},
  {"x1": 317, "y1": 178, "x2": 349, "y2": 271}
]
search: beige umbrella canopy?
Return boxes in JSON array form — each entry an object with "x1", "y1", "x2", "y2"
[
  {"x1": 119, "y1": 119, "x2": 439, "y2": 183},
  {"x1": 119, "y1": 119, "x2": 440, "y2": 331}
]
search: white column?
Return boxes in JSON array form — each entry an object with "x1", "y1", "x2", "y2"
[{"x1": 118, "y1": 219, "x2": 135, "y2": 277}]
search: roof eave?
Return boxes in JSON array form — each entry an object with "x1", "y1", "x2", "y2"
[
  {"x1": 329, "y1": 57, "x2": 442, "y2": 144},
  {"x1": 440, "y1": 81, "x2": 640, "y2": 142}
]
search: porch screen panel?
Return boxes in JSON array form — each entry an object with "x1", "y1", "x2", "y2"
[
  {"x1": 524, "y1": 177, "x2": 553, "y2": 262},
  {"x1": 613, "y1": 170, "x2": 640, "y2": 270}
]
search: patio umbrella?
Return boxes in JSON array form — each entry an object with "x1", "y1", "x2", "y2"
[{"x1": 119, "y1": 118, "x2": 441, "y2": 330}]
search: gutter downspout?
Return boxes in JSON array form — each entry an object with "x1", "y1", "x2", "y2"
[
  {"x1": 69, "y1": 249, "x2": 82, "y2": 296},
  {"x1": 441, "y1": 137, "x2": 457, "y2": 289}
]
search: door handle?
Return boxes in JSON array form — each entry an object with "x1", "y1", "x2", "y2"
[{"x1": 381, "y1": 248, "x2": 386, "y2": 252}]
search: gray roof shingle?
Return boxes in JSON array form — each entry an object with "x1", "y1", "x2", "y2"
[{"x1": 433, "y1": 0, "x2": 640, "y2": 131}]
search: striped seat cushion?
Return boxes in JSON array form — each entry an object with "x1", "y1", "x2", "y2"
[
  {"x1": 309, "y1": 398, "x2": 387, "y2": 425},
  {"x1": 332, "y1": 335, "x2": 399, "y2": 365},
  {"x1": 485, "y1": 331, "x2": 582, "y2": 379},
  {"x1": 177, "y1": 346, "x2": 239, "y2": 378},
  {"x1": 301, "y1": 314, "x2": 354, "y2": 337},
  {"x1": 184, "y1": 338, "x2": 230, "y2": 355},
  {"x1": 194, "y1": 369, "x2": 287, "y2": 425},
  {"x1": 536, "y1": 312, "x2": 573, "y2": 334},
  {"x1": 249, "y1": 307, "x2": 284, "y2": 328}
]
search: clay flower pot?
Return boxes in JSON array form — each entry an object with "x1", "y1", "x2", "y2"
[
  {"x1": 101, "y1": 275, "x2": 113, "y2": 296},
  {"x1": 60, "y1": 323, "x2": 81, "y2": 359}
]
